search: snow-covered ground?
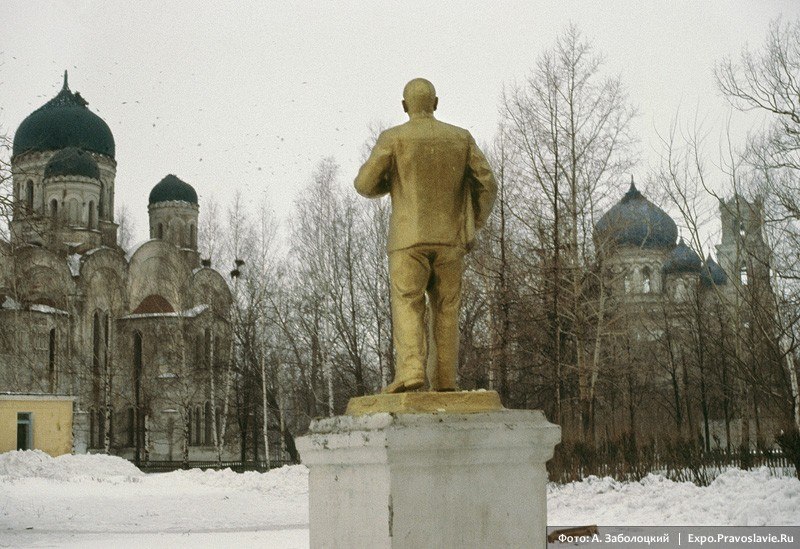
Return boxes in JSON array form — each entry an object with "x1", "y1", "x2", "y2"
[
  {"x1": 1, "y1": 450, "x2": 798, "y2": 547},
  {"x1": 0, "y1": 451, "x2": 308, "y2": 548},
  {"x1": 548, "y1": 468, "x2": 800, "y2": 526}
]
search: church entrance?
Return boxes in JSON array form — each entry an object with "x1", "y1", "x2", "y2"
[{"x1": 17, "y1": 412, "x2": 32, "y2": 450}]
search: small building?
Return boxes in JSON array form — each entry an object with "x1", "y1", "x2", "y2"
[{"x1": 0, "y1": 393, "x2": 75, "y2": 456}]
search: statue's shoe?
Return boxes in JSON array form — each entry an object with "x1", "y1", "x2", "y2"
[{"x1": 383, "y1": 377, "x2": 425, "y2": 394}]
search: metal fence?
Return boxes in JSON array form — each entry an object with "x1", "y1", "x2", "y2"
[
  {"x1": 548, "y1": 441, "x2": 798, "y2": 485},
  {"x1": 135, "y1": 459, "x2": 296, "y2": 473}
]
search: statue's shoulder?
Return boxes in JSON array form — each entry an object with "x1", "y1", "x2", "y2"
[
  {"x1": 398, "y1": 118, "x2": 470, "y2": 141},
  {"x1": 434, "y1": 119, "x2": 471, "y2": 140},
  {"x1": 378, "y1": 124, "x2": 404, "y2": 143}
]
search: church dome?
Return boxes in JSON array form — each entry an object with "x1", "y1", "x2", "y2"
[
  {"x1": 595, "y1": 180, "x2": 678, "y2": 249},
  {"x1": 701, "y1": 256, "x2": 728, "y2": 287},
  {"x1": 13, "y1": 72, "x2": 115, "y2": 159},
  {"x1": 662, "y1": 238, "x2": 702, "y2": 275},
  {"x1": 149, "y1": 174, "x2": 198, "y2": 205},
  {"x1": 43, "y1": 147, "x2": 100, "y2": 180}
]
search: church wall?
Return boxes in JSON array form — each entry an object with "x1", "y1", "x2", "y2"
[
  {"x1": 0, "y1": 309, "x2": 69, "y2": 394},
  {"x1": 604, "y1": 246, "x2": 668, "y2": 297},
  {"x1": 186, "y1": 268, "x2": 234, "y2": 316},
  {"x1": 11, "y1": 151, "x2": 55, "y2": 215},
  {"x1": 94, "y1": 155, "x2": 116, "y2": 223},
  {"x1": 114, "y1": 312, "x2": 234, "y2": 461},
  {"x1": 2, "y1": 78, "x2": 236, "y2": 463},
  {"x1": 148, "y1": 201, "x2": 199, "y2": 250},
  {"x1": 128, "y1": 240, "x2": 193, "y2": 312}
]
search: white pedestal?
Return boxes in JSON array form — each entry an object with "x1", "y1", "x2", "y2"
[{"x1": 297, "y1": 409, "x2": 561, "y2": 549}]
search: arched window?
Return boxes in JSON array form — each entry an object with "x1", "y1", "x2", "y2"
[
  {"x1": 88, "y1": 201, "x2": 96, "y2": 229},
  {"x1": 97, "y1": 409, "x2": 106, "y2": 448},
  {"x1": 203, "y1": 328, "x2": 212, "y2": 370},
  {"x1": 190, "y1": 224, "x2": 197, "y2": 248},
  {"x1": 623, "y1": 273, "x2": 631, "y2": 293},
  {"x1": 133, "y1": 332, "x2": 143, "y2": 382},
  {"x1": 205, "y1": 401, "x2": 213, "y2": 446},
  {"x1": 50, "y1": 199, "x2": 58, "y2": 220},
  {"x1": 25, "y1": 180, "x2": 34, "y2": 212},
  {"x1": 92, "y1": 312, "x2": 102, "y2": 396},
  {"x1": 89, "y1": 407, "x2": 97, "y2": 448},
  {"x1": 104, "y1": 313, "x2": 110, "y2": 360},
  {"x1": 642, "y1": 267, "x2": 652, "y2": 293},
  {"x1": 187, "y1": 407, "x2": 192, "y2": 446},
  {"x1": 740, "y1": 267, "x2": 748, "y2": 285},
  {"x1": 127, "y1": 407, "x2": 135, "y2": 447},
  {"x1": 48, "y1": 328, "x2": 57, "y2": 392},
  {"x1": 194, "y1": 405, "x2": 202, "y2": 445},
  {"x1": 99, "y1": 182, "x2": 105, "y2": 218},
  {"x1": 133, "y1": 331, "x2": 143, "y2": 451},
  {"x1": 157, "y1": 223, "x2": 164, "y2": 239},
  {"x1": 107, "y1": 408, "x2": 114, "y2": 445}
]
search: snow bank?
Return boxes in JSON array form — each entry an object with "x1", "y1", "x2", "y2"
[
  {"x1": 548, "y1": 467, "x2": 800, "y2": 526},
  {"x1": 2, "y1": 451, "x2": 797, "y2": 548},
  {"x1": 161, "y1": 463, "x2": 308, "y2": 496},
  {"x1": 0, "y1": 450, "x2": 143, "y2": 481}
]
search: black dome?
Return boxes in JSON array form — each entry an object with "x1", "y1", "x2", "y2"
[
  {"x1": 13, "y1": 72, "x2": 115, "y2": 159},
  {"x1": 44, "y1": 147, "x2": 100, "y2": 180},
  {"x1": 149, "y1": 174, "x2": 198, "y2": 205},
  {"x1": 595, "y1": 180, "x2": 678, "y2": 249},
  {"x1": 701, "y1": 256, "x2": 728, "y2": 287},
  {"x1": 663, "y1": 238, "x2": 702, "y2": 275}
]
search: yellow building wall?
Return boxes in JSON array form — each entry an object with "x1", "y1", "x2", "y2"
[{"x1": 0, "y1": 397, "x2": 74, "y2": 456}]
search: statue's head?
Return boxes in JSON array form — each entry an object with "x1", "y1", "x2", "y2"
[{"x1": 402, "y1": 78, "x2": 438, "y2": 115}]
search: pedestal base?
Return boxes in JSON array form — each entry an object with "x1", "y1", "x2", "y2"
[
  {"x1": 297, "y1": 401, "x2": 561, "y2": 549},
  {"x1": 345, "y1": 389, "x2": 503, "y2": 415}
]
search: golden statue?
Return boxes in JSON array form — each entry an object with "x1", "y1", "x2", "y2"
[{"x1": 355, "y1": 78, "x2": 497, "y2": 394}]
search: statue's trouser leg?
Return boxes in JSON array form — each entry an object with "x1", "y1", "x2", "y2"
[
  {"x1": 389, "y1": 247, "x2": 432, "y2": 387},
  {"x1": 427, "y1": 246, "x2": 464, "y2": 390}
]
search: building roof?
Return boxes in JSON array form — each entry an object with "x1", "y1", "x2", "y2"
[
  {"x1": 0, "y1": 393, "x2": 76, "y2": 401},
  {"x1": 595, "y1": 179, "x2": 678, "y2": 249},
  {"x1": 43, "y1": 147, "x2": 100, "y2": 180},
  {"x1": 13, "y1": 71, "x2": 115, "y2": 159},
  {"x1": 662, "y1": 238, "x2": 702, "y2": 275},
  {"x1": 132, "y1": 294, "x2": 175, "y2": 314},
  {"x1": 701, "y1": 256, "x2": 729, "y2": 287},
  {"x1": 123, "y1": 303, "x2": 209, "y2": 320},
  {"x1": 148, "y1": 174, "x2": 198, "y2": 205}
]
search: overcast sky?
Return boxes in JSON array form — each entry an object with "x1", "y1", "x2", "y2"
[{"x1": 2, "y1": 1, "x2": 798, "y2": 247}]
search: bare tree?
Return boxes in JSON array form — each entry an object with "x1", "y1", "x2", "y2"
[
  {"x1": 198, "y1": 195, "x2": 224, "y2": 267},
  {"x1": 0, "y1": 132, "x2": 12, "y2": 241},
  {"x1": 291, "y1": 158, "x2": 376, "y2": 398},
  {"x1": 500, "y1": 24, "x2": 637, "y2": 441},
  {"x1": 716, "y1": 18, "x2": 800, "y2": 175},
  {"x1": 115, "y1": 204, "x2": 136, "y2": 252},
  {"x1": 716, "y1": 17, "x2": 800, "y2": 435}
]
